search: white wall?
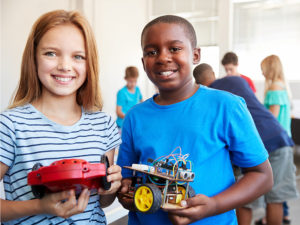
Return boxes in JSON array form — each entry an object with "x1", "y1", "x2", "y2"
[{"x1": 91, "y1": 0, "x2": 153, "y2": 117}]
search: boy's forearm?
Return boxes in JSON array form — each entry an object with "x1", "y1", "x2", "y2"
[
  {"x1": 99, "y1": 193, "x2": 116, "y2": 208},
  {"x1": 212, "y1": 160, "x2": 273, "y2": 216},
  {"x1": 1, "y1": 198, "x2": 42, "y2": 222}
]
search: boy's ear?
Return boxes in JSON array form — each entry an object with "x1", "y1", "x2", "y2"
[{"x1": 193, "y1": 47, "x2": 201, "y2": 64}]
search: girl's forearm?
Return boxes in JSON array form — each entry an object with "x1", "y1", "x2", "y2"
[{"x1": 1, "y1": 198, "x2": 42, "y2": 222}]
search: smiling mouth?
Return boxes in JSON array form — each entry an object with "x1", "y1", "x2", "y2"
[
  {"x1": 158, "y1": 70, "x2": 177, "y2": 76},
  {"x1": 53, "y1": 75, "x2": 74, "y2": 82}
]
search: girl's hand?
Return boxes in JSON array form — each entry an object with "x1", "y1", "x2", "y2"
[
  {"x1": 98, "y1": 165, "x2": 122, "y2": 195},
  {"x1": 39, "y1": 188, "x2": 90, "y2": 218},
  {"x1": 166, "y1": 194, "x2": 217, "y2": 225}
]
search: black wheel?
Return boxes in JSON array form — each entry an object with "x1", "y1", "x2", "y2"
[
  {"x1": 134, "y1": 183, "x2": 162, "y2": 213},
  {"x1": 100, "y1": 155, "x2": 111, "y2": 190},
  {"x1": 186, "y1": 185, "x2": 196, "y2": 198},
  {"x1": 31, "y1": 163, "x2": 46, "y2": 199}
]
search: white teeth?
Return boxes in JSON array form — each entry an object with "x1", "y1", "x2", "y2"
[
  {"x1": 55, "y1": 76, "x2": 72, "y2": 82},
  {"x1": 159, "y1": 71, "x2": 173, "y2": 76}
]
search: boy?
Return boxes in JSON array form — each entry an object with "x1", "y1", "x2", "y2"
[
  {"x1": 221, "y1": 52, "x2": 256, "y2": 93},
  {"x1": 116, "y1": 66, "x2": 143, "y2": 129},
  {"x1": 117, "y1": 15, "x2": 273, "y2": 225},
  {"x1": 193, "y1": 63, "x2": 298, "y2": 225}
]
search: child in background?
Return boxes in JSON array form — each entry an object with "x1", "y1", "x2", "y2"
[
  {"x1": 193, "y1": 63, "x2": 298, "y2": 225},
  {"x1": 117, "y1": 15, "x2": 273, "y2": 225},
  {"x1": 256, "y1": 54, "x2": 295, "y2": 225},
  {"x1": 221, "y1": 52, "x2": 256, "y2": 93},
  {"x1": 116, "y1": 66, "x2": 143, "y2": 129},
  {"x1": 0, "y1": 10, "x2": 122, "y2": 225},
  {"x1": 262, "y1": 55, "x2": 292, "y2": 137}
]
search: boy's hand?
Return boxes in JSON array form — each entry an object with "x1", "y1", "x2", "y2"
[
  {"x1": 98, "y1": 165, "x2": 122, "y2": 195},
  {"x1": 117, "y1": 178, "x2": 136, "y2": 211},
  {"x1": 166, "y1": 194, "x2": 217, "y2": 225},
  {"x1": 39, "y1": 188, "x2": 90, "y2": 218}
]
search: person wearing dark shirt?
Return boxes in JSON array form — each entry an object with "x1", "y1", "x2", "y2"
[{"x1": 193, "y1": 63, "x2": 298, "y2": 225}]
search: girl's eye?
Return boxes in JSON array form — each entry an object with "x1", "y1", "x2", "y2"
[
  {"x1": 45, "y1": 52, "x2": 56, "y2": 57},
  {"x1": 74, "y1": 55, "x2": 85, "y2": 60},
  {"x1": 170, "y1": 47, "x2": 181, "y2": 53}
]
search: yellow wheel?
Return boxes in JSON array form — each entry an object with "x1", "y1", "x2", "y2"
[
  {"x1": 178, "y1": 185, "x2": 196, "y2": 202},
  {"x1": 134, "y1": 184, "x2": 162, "y2": 213},
  {"x1": 176, "y1": 186, "x2": 186, "y2": 203}
]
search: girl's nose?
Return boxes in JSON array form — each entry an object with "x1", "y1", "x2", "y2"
[{"x1": 57, "y1": 57, "x2": 71, "y2": 71}]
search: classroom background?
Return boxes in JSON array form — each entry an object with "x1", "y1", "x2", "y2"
[{"x1": 1, "y1": 0, "x2": 300, "y2": 224}]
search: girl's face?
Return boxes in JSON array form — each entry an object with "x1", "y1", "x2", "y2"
[{"x1": 36, "y1": 24, "x2": 87, "y2": 99}]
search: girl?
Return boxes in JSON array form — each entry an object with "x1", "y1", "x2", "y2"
[
  {"x1": 0, "y1": 10, "x2": 122, "y2": 224},
  {"x1": 256, "y1": 55, "x2": 294, "y2": 225},
  {"x1": 261, "y1": 54, "x2": 292, "y2": 137}
]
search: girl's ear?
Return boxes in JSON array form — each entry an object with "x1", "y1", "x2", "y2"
[{"x1": 193, "y1": 48, "x2": 201, "y2": 64}]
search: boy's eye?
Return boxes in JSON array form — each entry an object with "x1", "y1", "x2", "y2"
[
  {"x1": 45, "y1": 52, "x2": 56, "y2": 57},
  {"x1": 170, "y1": 47, "x2": 181, "y2": 53},
  {"x1": 144, "y1": 50, "x2": 157, "y2": 57},
  {"x1": 74, "y1": 55, "x2": 86, "y2": 60}
]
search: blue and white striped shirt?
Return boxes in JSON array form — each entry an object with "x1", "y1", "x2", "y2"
[{"x1": 0, "y1": 104, "x2": 121, "y2": 225}]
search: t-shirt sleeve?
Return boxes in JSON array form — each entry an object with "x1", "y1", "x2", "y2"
[
  {"x1": 117, "y1": 89, "x2": 126, "y2": 107},
  {"x1": 116, "y1": 115, "x2": 139, "y2": 178},
  {"x1": 264, "y1": 90, "x2": 288, "y2": 106},
  {"x1": 225, "y1": 98, "x2": 268, "y2": 168},
  {"x1": 105, "y1": 115, "x2": 122, "y2": 151},
  {"x1": 240, "y1": 75, "x2": 256, "y2": 93},
  {"x1": 0, "y1": 112, "x2": 16, "y2": 167}
]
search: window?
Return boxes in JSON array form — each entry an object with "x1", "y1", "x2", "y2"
[{"x1": 233, "y1": 0, "x2": 300, "y2": 80}]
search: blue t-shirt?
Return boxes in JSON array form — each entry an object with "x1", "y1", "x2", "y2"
[
  {"x1": 0, "y1": 104, "x2": 121, "y2": 225},
  {"x1": 116, "y1": 86, "x2": 142, "y2": 128},
  {"x1": 117, "y1": 86, "x2": 268, "y2": 225},
  {"x1": 210, "y1": 76, "x2": 294, "y2": 152}
]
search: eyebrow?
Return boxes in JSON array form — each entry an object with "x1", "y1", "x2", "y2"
[
  {"x1": 143, "y1": 40, "x2": 184, "y2": 50},
  {"x1": 39, "y1": 47, "x2": 86, "y2": 54}
]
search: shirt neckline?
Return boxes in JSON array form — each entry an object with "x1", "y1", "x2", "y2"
[{"x1": 28, "y1": 103, "x2": 85, "y2": 130}]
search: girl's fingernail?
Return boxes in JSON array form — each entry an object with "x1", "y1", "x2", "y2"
[{"x1": 181, "y1": 200, "x2": 187, "y2": 207}]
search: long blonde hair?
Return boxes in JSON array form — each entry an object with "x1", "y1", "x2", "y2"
[
  {"x1": 9, "y1": 10, "x2": 102, "y2": 112},
  {"x1": 261, "y1": 55, "x2": 292, "y2": 99}
]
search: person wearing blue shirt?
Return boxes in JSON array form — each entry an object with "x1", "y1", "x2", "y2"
[
  {"x1": 116, "y1": 66, "x2": 143, "y2": 129},
  {"x1": 193, "y1": 63, "x2": 298, "y2": 225},
  {"x1": 117, "y1": 15, "x2": 273, "y2": 225}
]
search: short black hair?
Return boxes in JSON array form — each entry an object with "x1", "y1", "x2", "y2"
[
  {"x1": 141, "y1": 15, "x2": 197, "y2": 48},
  {"x1": 221, "y1": 52, "x2": 238, "y2": 65},
  {"x1": 193, "y1": 63, "x2": 214, "y2": 85}
]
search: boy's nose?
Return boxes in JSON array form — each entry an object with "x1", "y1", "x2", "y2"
[
  {"x1": 157, "y1": 49, "x2": 171, "y2": 64},
  {"x1": 57, "y1": 57, "x2": 72, "y2": 71}
]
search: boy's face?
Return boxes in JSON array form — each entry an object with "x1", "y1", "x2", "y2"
[
  {"x1": 126, "y1": 77, "x2": 137, "y2": 90},
  {"x1": 141, "y1": 23, "x2": 200, "y2": 92},
  {"x1": 224, "y1": 63, "x2": 239, "y2": 76}
]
